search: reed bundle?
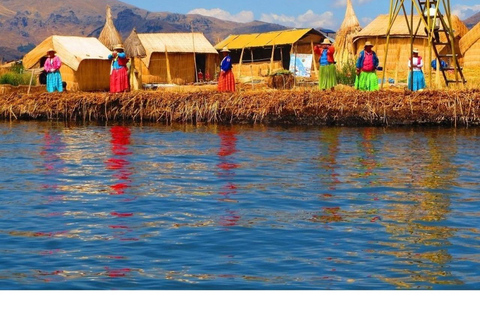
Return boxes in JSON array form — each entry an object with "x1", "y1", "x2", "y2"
[
  {"x1": 1, "y1": 89, "x2": 480, "y2": 127},
  {"x1": 98, "y1": 6, "x2": 123, "y2": 51}
]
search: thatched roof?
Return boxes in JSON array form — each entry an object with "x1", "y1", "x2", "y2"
[
  {"x1": 460, "y1": 22, "x2": 480, "y2": 56},
  {"x1": 354, "y1": 14, "x2": 468, "y2": 41},
  {"x1": 124, "y1": 28, "x2": 147, "y2": 58},
  {"x1": 335, "y1": 0, "x2": 362, "y2": 67},
  {"x1": 98, "y1": 5, "x2": 123, "y2": 51},
  {"x1": 214, "y1": 28, "x2": 324, "y2": 50},
  {"x1": 23, "y1": 36, "x2": 111, "y2": 70},
  {"x1": 137, "y1": 33, "x2": 218, "y2": 67}
]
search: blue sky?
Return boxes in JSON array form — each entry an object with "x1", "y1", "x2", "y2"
[{"x1": 121, "y1": 0, "x2": 480, "y2": 30}]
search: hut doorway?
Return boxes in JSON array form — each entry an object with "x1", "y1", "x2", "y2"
[
  {"x1": 39, "y1": 57, "x2": 47, "y2": 85},
  {"x1": 195, "y1": 54, "x2": 206, "y2": 81}
]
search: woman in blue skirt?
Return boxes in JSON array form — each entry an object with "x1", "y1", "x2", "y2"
[
  {"x1": 44, "y1": 48, "x2": 63, "y2": 93},
  {"x1": 408, "y1": 48, "x2": 426, "y2": 91}
]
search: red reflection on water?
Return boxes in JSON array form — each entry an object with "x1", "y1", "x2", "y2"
[
  {"x1": 106, "y1": 126, "x2": 133, "y2": 195},
  {"x1": 105, "y1": 267, "x2": 132, "y2": 277},
  {"x1": 217, "y1": 129, "x2": 240, "y2": 227},
  {"x1": 40, "y1": 130, "x2": 66, "y2": 207},
  {"x1": 111, "y1": 212, "x2": 134, "y2": 217}
]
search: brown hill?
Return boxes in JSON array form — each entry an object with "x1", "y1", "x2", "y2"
[
  {"x1": 465, "y1": 11, "x2": 480, "y2": 29},
  {"x1": 0, "y1": 0, "x2": 286, "y2": 61}
]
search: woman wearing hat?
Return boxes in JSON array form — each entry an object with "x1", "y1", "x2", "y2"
[
  {"x1": 314, "y1": 38, "x2": 337, "y2": 90},
  {"x1": 355, "y1": 41, "x2": 379, "y2": 91},
  {"x1": 407, "y1": 48, "x2": 426, "y2": 91},
  {"x1": 108, "y1": 44, "x2": 129, "y2": 93},
  {"x1": 218, "y1": 47, "x2": 235, "y2": 92},
  {"x1": 44, "y1": 48, "x2": 63, "y2": 93}
]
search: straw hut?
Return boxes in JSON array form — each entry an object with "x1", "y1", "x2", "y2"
[
  {"x1": 23, "y1": 36, "x2": 112, "y2": 92},
  {"x1": 98, "y1": 6, "x2": 123, "y2": 51},
  {"x1": 353, "y1": 14, "x2": 468, "y2": 74},
  {"x1": 459, "y1": 22, "x2": 480, "y2": 68},
  {"x1": 335, "y1": 0, "x2": 362, "y2": 68},
  {"x1": 124, "y1": 28, "x2": 147, "y2": 90},
  {"x1": 132, "y1": 33, "x2": 218, "y2": 85},
  {"x1": 214, "y1": 28, "x2": 326, "y2": 79}
]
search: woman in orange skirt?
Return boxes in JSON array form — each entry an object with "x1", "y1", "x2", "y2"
[{"x1": 218, "y1": 47, "x2": 235, "y2": 92}]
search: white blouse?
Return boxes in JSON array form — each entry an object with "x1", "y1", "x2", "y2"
[{"x1": 408, "y1": 57, "x2": 424, "y2": 72}]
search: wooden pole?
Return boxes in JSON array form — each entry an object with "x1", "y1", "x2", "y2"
[
  {"x1": 165, "y1": 45, "x2": 172, "y2": 84},
  {"x1": 270, "y1": 44, "x2": 276, "y2": 75},
  {"x1": 250, "y1": 48, "x2": 254, "y2": 89},
  {"x1": 138, "y1": 57, "x2": 143, "y2": 89},
  {"x1": 192, "y1": 26, "x2": 198, "y2": 83},
  {"x1": 310, "y1": 40, "x2": 318, "y2": 79},
  {"x1": 27, "y1": 69, "x2": 34, "y2": 95},
  {"x1": 394, "y1": 46, "x2": 401, "y2": 85},
  {"x1": 239, "y1": 47, "x2": 245, "y2": 79}
]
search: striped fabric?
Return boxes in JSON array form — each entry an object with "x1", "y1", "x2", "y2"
[
  {"x1": 110, "y1": 68, "x2": 129, "y2": 93},
  {"x1": 46, "y1": 71, "x2": 63, "y2": 93},
  {"x1": 218, "y1": 70, "x2": 236, "y2": 92}
]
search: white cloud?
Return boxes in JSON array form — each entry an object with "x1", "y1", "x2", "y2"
[
  {"x1": 188, "y1": 8, "x2": 254, "y2": 23},
  {"x1": 260, "y1": 10, "x2": 336, "y2": 29},
  {"x1": 452, "y1": 5, "x2": 480, "y2": 19}
]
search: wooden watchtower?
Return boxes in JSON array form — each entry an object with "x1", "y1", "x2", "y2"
[{"x1": 382, "y1": 0, "x2": 466, "y2": 88}]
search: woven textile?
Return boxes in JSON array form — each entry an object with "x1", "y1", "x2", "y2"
[
  {"x1": 407, "y1": 71, "x2": 426, "y2": 91},
  {"x1": 318, "y1": 64, "x2": 337, "y2": 90},
  {"x1": 355, "y1": 71, "x2": 378, "y2": 91},
  {"x1": 46, "y1": 71, "x2": 63, "y2": 93},
  {"x1": 218, "y1": 70, "x2": 236, "y2": 92},
  {"x1": 110, "y1": 67, "x2": 129, "y2": 93}
]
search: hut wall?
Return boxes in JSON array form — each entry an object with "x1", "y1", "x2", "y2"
[
  {"x1": 74, "y1": 60, "x2": 111, "y2": 92},
  {"x1": 354, "y1": 37, "x2": 429, "y2": 75},
  {"x1": 234, "y1": 61, "x2": 284, "y2": 77},
  {"x1": 142, "y1": 52, "x2": 197, "y2": 85},
  {"x1": 462, "y1": 42, "x2": 480, "y2": 68},
  {"x1": 205, "y1": 54, "x2": 219, "y2": 81},
  {"x1": 59, "y1": 66, "x2": 76, "y2": 91}
]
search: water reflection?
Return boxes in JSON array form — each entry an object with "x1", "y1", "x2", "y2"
[
  {"x1": 41, "y1": 129, "x2": 66, "y2": 203},
  {"x1": 107, "y1": 126, "x2": 133, "y2": 195},
  {"x1": 217, "y1": 127, "x2": 240, "y2": 227},
  {"x1": 1, "y1": 123, "x2": 480, "y2": 289},
  {"x1": 378, "y1": 129, "x2": 461, "y2": 288}
]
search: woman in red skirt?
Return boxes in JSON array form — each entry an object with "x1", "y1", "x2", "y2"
[
  {"x1": 108, "y1": 44, "x2": 130, "y2": 93},
  {"x1": 218, "y1": 47, "x2": 235, "y2": 92}
]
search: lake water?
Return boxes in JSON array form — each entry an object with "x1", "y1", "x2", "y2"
[{"x1": 1, "y1": 121, "x2": 480, "y2": 290}]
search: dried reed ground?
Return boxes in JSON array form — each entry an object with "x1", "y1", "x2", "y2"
[{"x1": 1, "y1": 86, "x2": 480, "y2": 127}]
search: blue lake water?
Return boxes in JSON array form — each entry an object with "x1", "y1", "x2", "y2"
[{"x1": 1, "y1": 121, "x2": 480, "y2": 289}]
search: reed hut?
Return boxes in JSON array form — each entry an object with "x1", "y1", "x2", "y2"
[
  {"x1": 459, "y1": 22, "x2": 480, "y2": 68},
  {"x1": 214, "y1": 28, "x2": 325, "y2": 79},
  {"x1": 353, "y1": 14, "x2": 468, "y2": 75},
  {"x1": 124, "y1": 28, "x2": 147, "y2": 90},
  {"x1": 131, "y1": 33, "x2": 218, "y2": 85},
  {"x1": 335, "y1": 0, "x2": 362, "y2": 69},
  {"x1": 98, "y1": 5, "x2": 123, "y2": 51},
  {"x1": 23, "y1": 36, "x2": 112, "y2": 92}
]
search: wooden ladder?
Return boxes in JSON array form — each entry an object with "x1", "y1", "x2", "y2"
[{"x1": 417, "y1": 0, "x2": 466, "y2": 86}]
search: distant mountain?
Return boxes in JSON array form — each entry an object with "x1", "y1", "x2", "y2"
[
  {"x1": 0, "y1": 0, "x2": 287, "y2": 61},
  {"x1": 465, "y1": 12, "x2": 480, "y2": 29}
]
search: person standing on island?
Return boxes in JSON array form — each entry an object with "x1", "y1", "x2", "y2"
[
  {"x1": 424, "y1": 3, "x2": 441, "y2": 43},
  {"x1": 408, "y1": 48, "x2": 426, "y2": 91},
  {"x1": 314, "y1": 38, "x2": 337, "y2": 91},
  {"x1": 355, "y1": 41, "x2": 380, "y2": 91},
  {"x1": 218, "y1": 47, "x2": 235, "y2": 92},
  {"x1": 44, "y1": 49, "x2": 63, "y2": 93},
  {"x1": 108, "y1": 44, "x2": 129, "y2": 93}
]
